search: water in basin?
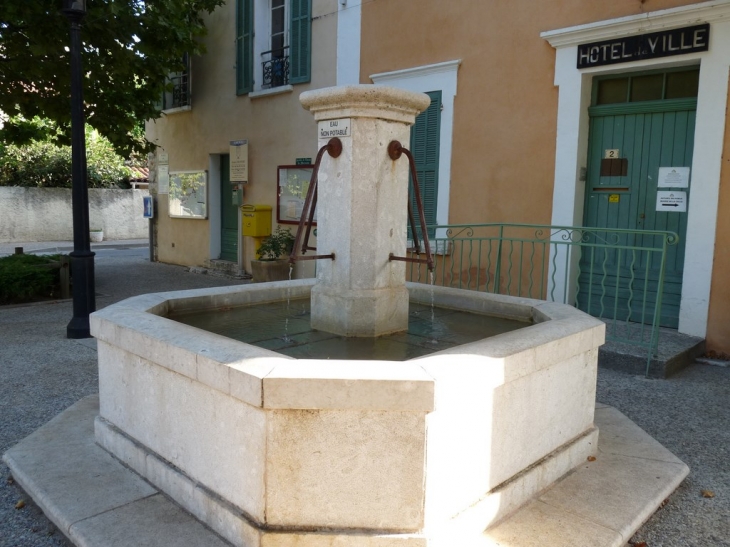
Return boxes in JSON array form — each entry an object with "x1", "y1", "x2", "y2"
[{"x1": 169, "y1": 299, "x2": 529, "y2": 361}]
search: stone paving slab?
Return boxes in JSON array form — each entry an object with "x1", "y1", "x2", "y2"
[
  {"x1": 599, "y1": 322, "x2": 705, "y2": 378},
  {"x1": 482, "y1": 407, "x2": 689, "y2": 547},
  {"x1": 3, "y1": 396, "x2": 232, "y2": 547},
  {"x1": 3, "y1": 395, "x2": 687, "y2": 547}
]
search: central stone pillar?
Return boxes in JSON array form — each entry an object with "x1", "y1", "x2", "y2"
[{"x1": 300, "y1": 85, "x2": 430, "y2": 337}]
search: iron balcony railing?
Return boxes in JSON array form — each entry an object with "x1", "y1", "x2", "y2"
[
  {"x1": 261, "y1": 46, "x2": 290, "y2": 89},
  {"x1": 405, "y1": 223, "x2": 679, "y2": 375}
]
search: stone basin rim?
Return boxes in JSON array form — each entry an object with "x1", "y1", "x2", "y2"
[{"x1": 90, "y1": 280, "x2": 605, "y2": 413}]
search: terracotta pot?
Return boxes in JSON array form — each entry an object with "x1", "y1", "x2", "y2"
[{"x1": 250, "y1": 259, "x2": 291, "y2": 283}]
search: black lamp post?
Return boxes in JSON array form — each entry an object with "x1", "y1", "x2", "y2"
[{"x1": 62, "y1": 0, "x2": 96, "y2": 339}]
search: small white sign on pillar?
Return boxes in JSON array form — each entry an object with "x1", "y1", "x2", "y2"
[
  {"x1": 318, "y1": 118, "x2": 351, "y2": 139},
  {"x1": 158, "y1": 164, "x2": 170, "y2": 194},
  {"x1": 656, "y1": 191, "x2": 687, "y2": 212}
]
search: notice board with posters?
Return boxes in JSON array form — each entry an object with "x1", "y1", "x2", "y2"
[{"x1": 169, "y1": 170, "x2": 208, "y2": 219}]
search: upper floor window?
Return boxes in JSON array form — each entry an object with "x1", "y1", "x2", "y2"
[
  {"x1": 236, "y1": 0, "x2": 311, "y2": 95},
  {"x1": 162, "y1": 54, "x2": 191, "y2": 110},
  {"x1": 264, "y1": 0, "x2": 289, "y2": 88}
]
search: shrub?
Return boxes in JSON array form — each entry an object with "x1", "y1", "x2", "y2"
[
  {"x1": 256, "y1": 227, "x2": 295, "y2": 261},
  {"x1": 0, "y1": 254, "x2": 63, "y2": 304},
  {"x1": 0, "y1": 130, "x2": 130, "y2": 188}
]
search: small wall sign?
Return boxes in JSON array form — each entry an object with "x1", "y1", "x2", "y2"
[
  {"x1": 296, "y1": 157, "x2": 312, "y2": 165},
  {"x1": 658, "y1": 167, "x2": 690, "y2": 188},
  {"x1": 230, "y1": 140, "x2": 249, "y2": 183},
  {"x1": 318, "y1": 118, "x2": 351, "y2": 139},
  {"x1": 656, "y1": 191, "x2": 687, "y2": 212},
  {"x1": 143, "y1": 196, "x2": 154, "y2": 218},
  {"x1": 158, "y1": 164, "x2": 170, "y2": 194},
  {"x1": 577, "y1": 24, "x2": 709, "y2": 69},
  {"x1": 604, "y1": 149, "x2": 620, "y2": 159},
  {"x1": 609, "y1": 194, "x2": 620, "y2": 203}
]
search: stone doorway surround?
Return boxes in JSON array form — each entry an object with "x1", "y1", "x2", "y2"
[{"x1": 541, "y1": 0, "x2": 730, "y2": 339}]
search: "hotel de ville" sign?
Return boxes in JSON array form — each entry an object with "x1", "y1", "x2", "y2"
[{"x1": 577, "y1": 24, "x2": 709, "y2": 69}]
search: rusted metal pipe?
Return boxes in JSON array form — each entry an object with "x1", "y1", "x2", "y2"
[
  {"x1": 389, "y1": 253, "x2": 431, "y2": 266},
  {"x1": 289, "y1": 138, "x2": 342, "y2": 265},
  {"x1": 387, "y1": 140, "x2": 435, "y2": 271}
]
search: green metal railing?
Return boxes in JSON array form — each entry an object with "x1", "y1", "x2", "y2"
[{"x1": 406, "y1": 223, "x2": 679, "y2": 374}]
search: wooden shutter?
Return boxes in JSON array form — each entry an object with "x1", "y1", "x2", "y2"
[
  {"x1": 409, "y1": 91, "x2": 441, "y2": 239},
  {"x1": 236, "y1": 0, "x2": 254, "y2": 95},
  {"x1": 289, "y1": 0, "x2": 311, "y2": 84}
]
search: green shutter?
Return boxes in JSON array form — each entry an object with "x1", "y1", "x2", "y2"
[
  {"x1": 409, "y1": 91, "x2": 441, "y2": 239},
  {"x1": 236, "y1": 0, "x2": 253, "y2": 95},
  {"x1": 289, "y1": 0, "x2": 311, "y2": 84}
]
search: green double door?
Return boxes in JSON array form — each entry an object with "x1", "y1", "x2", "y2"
[
  {"x1": 579, "y1": 71, "x2": 698, "y2": 328},
  {"x1": 220, "y1": 155, "x2": 239, "y2": 262}
]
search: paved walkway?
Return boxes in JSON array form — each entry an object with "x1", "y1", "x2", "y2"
[
  {"x1": 0, "y1": 241, "x2": 728, "y2": 546},
  {"x1": 0, "y1": 239, "x2": 149, "y2": 257}
]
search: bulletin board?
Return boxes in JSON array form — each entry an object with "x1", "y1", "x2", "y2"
[
  {"x1": 277, "y1": 165, "x2": 315, "y2": 225},
  {"x1": 168, "y1": 170, "x2": 208, "y2": 219}
]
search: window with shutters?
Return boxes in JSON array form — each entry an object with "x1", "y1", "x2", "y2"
[
  {"x1": 236, "y1": 0, "x2": 311, "y2": 95},
  {"x1": 408, "y1": 91, "x2": 441, "y2": 240}
]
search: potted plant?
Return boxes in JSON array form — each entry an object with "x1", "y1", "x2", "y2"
[
  {"x1": 90, "y1": 228, "x2": 104, "y2": 242},
  {"x1": 251, "y1": 226, "x2": 295, "y2": 282}
]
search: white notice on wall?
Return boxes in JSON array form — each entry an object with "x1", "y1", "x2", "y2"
[
  {"x1": 230, "y1": 140, "x2": 249, "y2": 183},
  {"x1": 318, "y1": 118, "x2": 351, "y2": 139},
  {"x1": 658, "y1": 167, "x2": 690, "y2": 188},
  {"x1": 656, "y1": 191, "x2": 687, "y2": 212},
  {"x1": 158, "y1": 164, "x2": 170, "y2": 194}
]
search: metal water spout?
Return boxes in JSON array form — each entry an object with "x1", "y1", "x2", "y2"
[
  {"x1": 386, "y1": 140, "x2": 435, "y2": 273},
  {"x1": 288, "y1": 137, "x2": 342, "y2": 266},
  {"x1": 288, "y1": 136, "x2": 435, "y2": 274}
]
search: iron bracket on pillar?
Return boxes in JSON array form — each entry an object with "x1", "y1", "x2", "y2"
[
  {"x1": 387, "y1": 140, "x2": 435, "y2": 272},
  {"x1": 288, "y1": 138, "x2": 342, "y2": 265}
]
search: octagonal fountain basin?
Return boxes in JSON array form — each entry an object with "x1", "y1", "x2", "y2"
[{"x1": 90, "y1": 278, "x2": 604, "y2": 547}]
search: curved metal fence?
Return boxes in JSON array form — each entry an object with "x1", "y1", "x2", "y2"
[{"x1": 406, "y1": 223, "x2": 679, "y2": 374}]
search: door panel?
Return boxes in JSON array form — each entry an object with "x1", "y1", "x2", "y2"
[
  {"x1": 579, "y1": 103, "x2": 695, "y2": 328},
  {"x1": 220, "y1": 155, "x2": 239, "y2": 262}
]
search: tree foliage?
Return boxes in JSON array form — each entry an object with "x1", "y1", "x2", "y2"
[
  {"x1": 0, "y1": 0, "x2": 225, "y2": 156},
  {"x1": 0, "y1": 123, "x2": 131, "y2": 188}
]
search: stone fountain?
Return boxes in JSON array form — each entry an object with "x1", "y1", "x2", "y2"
[{"x1": 89, "y1": 86, "x2": 605, "y2": 546}]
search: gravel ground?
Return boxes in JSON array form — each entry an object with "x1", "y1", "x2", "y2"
[
  {"x1": 597, "y1": 365, "x2": 730, "y2": 546},
  {"x1": 1, "y1": 244, "x2": 728, "y2": 546},
  {"x1": 1, "y1": 246, "x2": 248, "y2": 547}
]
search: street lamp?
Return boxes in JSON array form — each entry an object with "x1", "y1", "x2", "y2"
[{"x1": 61, "y1": 0, "x2": 96, "y2": 339}]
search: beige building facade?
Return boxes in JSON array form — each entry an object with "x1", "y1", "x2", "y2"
[
  {"x1": 359, "y1": 0, "x2": 730, "y2": 355},
  {"x1": 149, "y1": 0, "x2": 730, "y2": 354},
  {"x1": 147, "y1": 0, "x2": 347, "y2": 275}
]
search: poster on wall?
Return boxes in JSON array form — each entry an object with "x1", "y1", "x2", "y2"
[
  {"x1": 658, "y1": 167, "x2": 690, "y2": 188},
  {"x1": 656, "y1": 191, "x2": 687, "y2": 212},
  {"x1": 169, "y1": 170, "x2": 208, "y2": 219},
  {"x1": 158, "y1": 164, "x2": 170, "y2": 194},
  {"x1": 277, "y1": 165, "x2": 315, "y2": 224},
  {"x1": 230, "y1": 140, "x2": 249, "y2": 183}
]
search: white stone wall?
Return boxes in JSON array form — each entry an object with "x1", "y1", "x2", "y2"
[{"x1": 0, "y1": 187, "x2": 149, "y2": 242}]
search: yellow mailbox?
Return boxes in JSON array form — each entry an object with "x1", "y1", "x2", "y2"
[{"x1": 241, "y1": 204, "x2": 272, "y2": 237}]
